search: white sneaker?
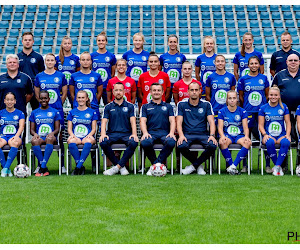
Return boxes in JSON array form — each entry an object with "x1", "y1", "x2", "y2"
[
  {"x1": 272, "y1": 166, "x2": 279, "y2": 176},
  {"x1": 278, "y1": 166, "x2": 284, "y2": 176},
  {"x1": 146, "y1": 168, "x2": 152, "y2": 176},
  {"x1": 1, "y1": 168, "x2": 7, "y2": 177},
  {"x1": 61, "y1": 166, "x2": 67, "y2": 174},
  {"x1": 296, "y1": 166, "x2": 300, "y2": 176},
  {"x1": 182, "y1": 165, "x2": 196, "y2": 175},
  {"x1": 227, "y1": 164, "x2": 239, "y2": 175},
  {"x1": 103, "y1": 166, "x2": 119, "y2": 176},
  {"x1": 33, "y1": 166, "x2": 40, "y2": 174},
  {"x1": 197, "y1": 165, "x2": 206, "y2": 175},
  {"x1": 7, "y1": 169, "x2": 13, "y2": 177},
  {"x1": 241, "y1": 166, "x2": 247, "y2": 173},
  {"x1": 266, "y1": 166, "x2": 273, "y2": 174},
  {"x1": 120, "y1": 167, "x2": 129, "y2": 176}
]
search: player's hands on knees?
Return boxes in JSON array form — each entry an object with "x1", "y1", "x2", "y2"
[
  {"x1": 99, "y1": 135, "x2": 109, "y2": 143},
  {"x1": 32, "y1": 133, "x2": 40, "y2": 141},
  {"x1": 219, "y1": 136, "x2": 227, "y2": 145},
  {"x1": 141, "y1": 132, "x2": 151, "y2": 140},
  {"x1": 46, "y1": 132, "x2": 55, "y2": 139},
  {"x1": 284, "y1": 134, "x2": 291, "y2": 142},
  {"x1": 129, "y1": 134, "x2": 139, "y2": 142},
  {"x1": 208, "y1": 135, "x2": 218, "y2": 145},
  {"x1": 177, "y1": 136, "x2": 187, "y2": 146},
  {"x1": 262, "y1": 134, "x2": 271, "y2": 144},
  {"x1": 166, "y1": 133, "x2": 177, "y2": 141}
]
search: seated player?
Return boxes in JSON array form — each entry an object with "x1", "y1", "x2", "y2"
[
  {"x1": 177, "y1": 82, "x2": 217, "y2": 175},
  {"x1": 218, "y1": 90, "x2": 251, "y2": 175},
  {"x1": 67, "y1": 90, "x2": 97, "y2": 175},
  {"x1": 258, "y1": 86, "x2": 291, "y2": 176},
  {"x1": 296, "y1": 105, "x2": 300, "y2": 174},
  {"x1": 140, "y1": 83, "x2": 176, "y2": 175},
  {"x1": 0, "y1": 92, "x2": 25, "y2": 177},
  {"x1": 100, "y1": 82, "x2": 139, "y2": 175},
  {"x1": 29, "y1": 90, "x2": 61, "y2": 177}
]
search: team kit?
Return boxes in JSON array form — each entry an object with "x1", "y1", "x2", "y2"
[{"x1": 1, "y1": 31, "x2": 300, "y2": 178}]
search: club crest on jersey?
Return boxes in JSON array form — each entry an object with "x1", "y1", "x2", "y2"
[
  {"x1": 58, "y1": 65, "x2": 63, "y2": 70},
  {"x1": 30, "y1": 58, "x2": 36, "y2": 63},
  {"x1": 70, "y1": 60, "x2": 74, "y2": 65},
  {"x1": 77, "y1": 83, "x2": 82, "y2": 89},
  {"x1": 128, "y1": 60, "x2": 133, "y2": 66},
  {"x1": 89, "y1": 77, "x2": 95, "y2": 82},
  {"x1": 201, "y1": 65, "x2": 206, "y2": 71},
  {"x1": 164, "y1": 63, "x2": 169, "y2": 69},
  {"x1": 13, "y1": 115, "x2": 19, "y2": 120},
  {"x1": 72, "y1": 118, "x2": 77, "y2": 124},
  {"x1": 224, "y1": 77, "x2": 229, "y2": 83},
  {"x1": 93, "y1": 62, "x2": 97, "y2": 68},
  {"x1": 240, "y1": 62, "x2": 245, "y2": 67},
  {"x1": 265, "y1": 115, "x2": 270, "y2": 121},
  {"x1": 85, "y1": 113, "x2": 91, "y2": 118},
  {"x1": 235, "y1": 115, "x2": 241, "y2": 121},
  {"x1": 142, "y1": 56, "x2": 147, "y2": 61},
  {"x1": 105, "y1": 57, "x2": 110, "y2": 62},
  {"x1": 17, "y1": 79, "x2": 21, "y2": 83},
  {"x1": 47, "y1": 112, "x2": 53, "y2": 117},
  {"x1": 0, "y1": 119, "x2": 4, "y2": 125},
  {"x1": 212, "y1": 83, "x2": 218, "y2": 89},
  {"x1": 245, "y1": 86, "x2": 251, "y2": 91},
  {"x1": 123, "y1": 107, "x2": 128, "y2": 112},
  {"x1": 198, "y1": 108, "x2": 204, "y2": 114},
  {"x1": 36, "y1": 119, "x2": 40, "y2": 125},
  {"x1": 259, "y1": 79, "x2": 264, "y2": 84},
  {"x1": 161, "y1": 106, "x2": 167, "y2": 111},
  {"x1": 145, "y1": 85, "x2": 150, "y2": 91},
  {"x1": 158, "y1": 79, "x2": 164, "y2": 84},
  {"x1": 54, "y1": 77, "x2": 59, "y2": 83},
  {"x1": 125, "y1": 82, "x2": 131, "y2": 87},
  {"x1": 224, "y1": 121, "x2": 228, "y2": 126},
  {"x1": 176, "y1": 57, "x2": 181, "y2": 62},
  {"x1": 278, "y1": 109, "x2": 284, "y2": 115}
]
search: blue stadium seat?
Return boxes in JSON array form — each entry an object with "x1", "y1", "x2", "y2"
[
  {"x1": 261, "y1": 20, "x2": 272, "y2": 28},
  {"x1": 35, "y1": 21, "x2": 45, "y2": 29},
  {"x1": 217, "y1": 45, "x2": 227, "y2": 54},
  {"x1": 155, "y1": 6, "x2": 163, "y2": 12},
  {"x1": 0, "y1": 38, "x2": 5, "y2": 46},
  {"x1": 131, "y1": 5, "x2": 139, "y2": 12},
  {"x1": 34, "y1": 29, "x2": 44, "y2": 37},
  {"x1": 37, "y1": 13, "x2": 46, "y2": 21},
  {"x1": 106, "y1": 29, "x2": 115, "y2": 37},
  {"x1": 131, "y1": 20, "x2": 140, "y2": 28},
  {"x1": 260, "y1": 12, "x2": 270, "y2": 20},
  {"x1": 191, "y1": 28, "x2": 200, "y2": 36},
  {"x1": 155, "y1": 12, "x2": 163, "y2": 19},
  {"x1": 179, "y1": 20, "x2": 188, "y2": 28},
  {"x1": 80, "y1": 46, "x2": 90, "y2": 53},
  {"x1": 226, "y1": 20, "x2": 236, "y2": 28},
  {"x1": 144, "y1": 36, "x2": 152, "y2": 45},
  {"x1": 0, "y1": 29, "x2": 7, "y2": 37},
  {"x1": 271, "y1": 12, "x2": 281, "y2": 20},
  {"x1": 106, "y1": 45, "x2": 114, "y2": 52},
  {"x1": 33, "y1": 46, "x2": 40, "y2": 53},
  {"x1": 180, "y1": 45, "x2": 190, "y2": 54},
  {"x1": 228, "y1": 37, "x2": 238, "y2": 45},
  {"x1": 155, "y1": 28, "x2": 164, "y2": 36},
  {"x1": 94, "y1": 29, "x2": 102, "y2": 37},
  {"x1": 0, "y1": 21, "x2": 9, "y2": 29},
  {"x1": 42, "y1": 46, "x2": 53, "y2": 54},
  {"x1": 1, "y1": 13, "x2": 11, "y2": 20},
  {"x1": 11, "y1": 21, "x2": 21, "y2": 29},
  {"x1": 60, "y1": 13, "x2": 70, "y2": 21},
  {"x1": 192, "y1": 36, "x2": 201, "y2": 45},
  {"x1": 167, "y1": 28, "x2": 176, "y2": 36},
  {"x1": 216, "y1": 37, "x2": 226, "y2": 45},
  {"x1": 5, "y1": 46, "x2": 16, "y2": 54},
  {"x1": 155, "y1": 37, "x2": 164, "y2": 45},
  {"x1": 167, "y1": 20, "x2": 176, "y2": 28},
  {"x1": 238, "y1": 28, "x2": 249, "y2": 36},
  {"x1": 285, "y1": 20, "x2": 295, "y2": 28},
  {"x1": 143, "y1": 5, "x2": 151, "y2": 12},
  {"x1": 47, "y1": 21, "x2": 57, "y2": 29},
  {"x1": 50, "y1": 5, "x2": 59, "y2": 12},
  {"x1": 201, "y1": 12, "x2": 210, "y2": 20},
  {"x1": 277, "y1": 37, "x2": 282, "y2": 44},
  {"x1": 192, "y1": 45, "x2": 202, "y2": 54},
  {"x1": 23, "y1": 21, "x2": 33, "y2": 29},
  {"x1": 85, "y1": 5, "x2": 94, "y2": 12},
  {"x1": 71, "y1": 21, "x2": 81, "y2": 29},
  {"x1": 130, "y1": 28, "x2": 140, "y2": 36},
  {"x1": 96, "y1": 13, "x2": 105, "y2": 20},
  {"x1": 251, "y1": 28, "x2": 261, "y2": 36},
  {"x1": 25, "y1": 12, "x2": 35, "y2": 21},
  {"x1": 107, "y1": 12, "x2": 116, "y2": 20},
  {"x1": 225, "y1": 12, "x2": 234, "y2": 19},
  {"x1": 248, "y1": 12, "x2": 258, "y2": 20},
  {"x1": 27, "y1": 5, "x2": 36, "y2": 12},
  {"x1": 281, "y1": 5, "x2": 291, "y2": 12},
  {"x1": 203, "y1": 28, "x2": 213, "y2": 36},
  {"x1": 118, "y1": 37, "x2": 127, "y2": 45},
  {"x1": 166, "y1": 6, "x2": 175, "y2": 12},
  {"x1": 235, "y1": 5, "x2": 244, "y2": 12},
  {"x1": 73, "y1": 6, "x2": 83, "y2": 12},
  {"x1": 55, "y1": 46, "x2": 60, "y2": 54},
  {"x1": 73, "y1": 13, "x2": 82, "y2": 21},
  {"x1": 212, "y1": 5, "x2": 221, "y2": 11},
  {"x1": 254, "y1": 36, "x2": 263, "y2": 45},
  {"x1": 9, "y1": 29, "x2": 19, "y2": 37},
  {"x1": 202, "y1": 20, "x2": 212, "y2": 28},
  {"x1": 39, "y1": 5, "x2": 48, "y2": 12},
  {"x1": 44, "y1": 38, "x2": 53, "y2": 46},
  {"x1": 214, "y1": 20, "x2": 224, "y2": 28},
  {"x1": 215, "y1": 28, "x2": 225, "y2": 36},
  {"x1": 288, "y1": 28, "x2": 298, "y2": 36},
  {"x1": 258, "y1": 6, "x2": 267, "y2": 12},
  {"x1": 143, "y1": 45, "x2": 152, "y2": 52},
  {"x1": 293, "y1": 45, "x2": 300, "y2": 51},
  {"x1": 56, "y1": 37, "x2": 63, "y2": 45},
  {"x1": 224, "y1": 5, "x2": 233, "y2": 12},
  {"x1": 82, "y1": 29, "x2": 92, "y2": 37},
  {"x1": 155, "y1": 45, "x2": 165, "y2": 54},
  {"x1": 155, "y1": 20, "x2": 164, "y2": 28},
  {"x1": 180, "y1": 36, "x2": 189, "y2": 45},
  {"x1": 60, "y1": 21, "x2": 69, "y2": 29},
  {"x1": 178, "y1": 5, "x2": 187, "y2": 12},
  {"x1": 273, "y1": 20, "x2": 283, "y2": 28},
  {"x1": 83, "y1": 21, "x2": 93, "y2": 29},
  {"x1": 143, "y1": 12, "x2": 152, "y2": 20},
  {"x1": 119, "y1": 20, "x2": 128, "y2": 29},
  {"x1": 179, "y1": 28, "x2": 188, "y2": 36},
  {"x1": 81, "y1": 37, "x2": 90, "y2": 46},
  {"x1": 178, "y1": 12, "x2": 187, "y2": 20},
  {"x1": 292, "y1": 36, "x2": 300, "y2": 44},
  {"x1": 143, "y1": 20, "x2": 151, "y2": 29},
  {"x1": 71, "y1": 46, "x2": 78, "y2": 54},
  {"x1": 213, "y1": 12, "x2": 222, "y2": 20},
  {"x1": 229, "y1": 45, "x2": 239, "y2": 54},
  {"x1": 247, "y1": 5, "x2": 256, "y2": 12},
  {"x1": 263, "y1": 28, "x2": 273, "y2": 37},
  {"x1": 200, "y1": 5, "x2": 209, "y2": 12},
  {"x1": 34, "y1": 37, "x2": 42, "y2": 46},
  {"x1": 85, "y1": 12, "x2": 94, "y2": 20},
  {"x1": 131, "y1": 12, "x2": 140, "y2": 20},
  {"x1": 118, "y1": 46, "x2": 127, "y2": 54},
  {"x1": 189, "y1": 5, "x2": 198, "y2": 12},
  {"x1": 295, "y1": 11, "x2": 300, "y2": 20},
  {"x1": 283, "y1": 12, "x2": 293, "y2": 20},
  {"x1": 265, "y1": 36, "x2": 275, "y2": 45},
  {"x1": 236, "y1": 11, "x2": 246, "y2": 19},
  {"x1": 190, "y1": 20, "x2": 200, "y2": 28},
  {"x1": 190, "y1": 12, "x2": 199, "y2": 20},
  {"x1": 255, "y1": 45, "x2": 265, "y2": 53},
  {"x1": 107, "y1": 20, "x2": 116, "y2": 29},
  {"x1": 62, "y1": 5, "x2": 71, "y2": 12},
  {"x1": 70, "y1": 29, "x2": 79, "y2": 37},
  {"x1": 3, "y1": 5, "x2": 13, "y2": 12},
  {"x1": 250, "y1": 20, "x2": 259, "y2": 28},
  {"x1": 238, "y1": 20, "x2": 247, "y2": 28},
  {"x1": 13, "y1": 13, "x2": 23, "y2": 21},
  {"x1": 119, "y1": 12, "x2": 128, "y2": 20},
  {"x1": 46, "y1": 29, "x2": 55, "y2": 37},
  {"x1": 119, "y1": 28, "x2": 128, "y2": 37}
]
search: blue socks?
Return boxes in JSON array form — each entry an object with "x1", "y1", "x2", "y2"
[
  {"x1": 0, "y1": 148, "x2": 6, "y2": 167},
  {"x1": 233, "y1": 147, "x2": 249, "y2": 167},
  {"x1": 265, "y1": 139, "x2": 278, "y2": 165},
  {"x1": 41, "y1": 144, "x2": 53, "y2": 169},
  {"x1": 221, "y1": 148, "x2": 233, "y2": 166},
  {"x1": 276, "y1": 138, "x2": 290, "y2": 166},
  {"x1": 4, "y1": 147, "x2": 18, "y2": 169},
  {"x1": 77, "y1": 143, "x2": 92, "y2": 169},
  {"x1": 32, "y1": 145, "x2": 44, "y2": 166},
  {"x1": 69, "y1": 143, "x2": 80, "y2": 164}
]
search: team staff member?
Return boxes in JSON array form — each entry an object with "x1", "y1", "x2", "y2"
[
  {"x1": 159, "y1": 34, "x2": 186, "y2": 102},
  {"x1": 0, "y1": 93, "x2": 25, "y2": 177},
  {"x1": 140, "y1": 83, "x2": 176, "y2": 176},
  {"x1": 91, "y1": 31, "x2": 116, "y2": 105},
  {"x1": 233, "y1": 32, "x2": 264, "y2": 80},
  {"x1": 17, "y1": 32, "x2": 45, "y2": 110},
  {"x1": 270, "y1": 31, "x2": 300, "y2": 77},
  {"x1": 138, "y1": 53, "x2": 171, "y2": 105},
  {"x1": 35, "y1": 53, "x2": 68, "y2": 174},
  {"x1": 258, "y1": 87, "x2": 291, "y2": 176},
  {"x1": 107, "y1": 59, "x2": 136, "y2": 103},
  {"x1": 100, "y1": 83, "x2": 139, "y2": 176},
  {"x1": 177, "y1": 82, "x2": 217, "y2": 175},
  {"x1": 29, "y1": 91, "x2": 61, "y2": 177},
  {"x1": 67, "y1": 91, "x2": 97, "y2": 175},
  {"x1": 218, "y1": 91, "x2": 251, "y2": 175},
  {"x1": 173, "y1": 61, "x2": 202, "y2": 105},
  {"x1": 194, "y1": 36, "x2": 217, "y2": 97}
]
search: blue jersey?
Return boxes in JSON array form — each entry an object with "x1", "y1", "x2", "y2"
[
  {"x1": 67, "y1": 107, "x2": 97, "y2": 139},
  {"x1": 29, "y1": 107, "x2": 61, "y2": 137},
  {"x1": 206, "y1": 71, "x2": 236, "y2": 112},
  {"x1": 55, "y1": 54, "x2": 80, "y2": 83},
  {"x1": 218, "y1": 106, "x2": 248, "y2": 137},
  {"x1": 232, "y1": 50, "x2": 264, "y2": 78},
  {"x1": 103, "y1": 100, "x2": 135, "y2": 136},
  {"x1": 140, "y1": 100, "x2": 174, "y2": 135},
  {"x1": 0, "y1": 108, "x2": 25, "y2": 136},
  {"x1": 195, "y1": 53, "x2": 217, "y2": 94},
  {"x1": 259, "y1": 103, "x2": 289, "y2": 137},
  {"x1": 122, "y1": 49, "x2": 150, "y2": 83},
  {"x1": 91, "y1": 50, "x2": 116, "y2": 89},
  {"x1": 177, "y1": 99, "x2": 214, "y2": 134},
  {"x1": 237, "y1": 73, "x2": 269, "y2": 113},
  {"x1": 69, "y1": 71, "x2": 103, "y2": 110},
  {"x1": 34, "y1": 71, "x2": 67, "y2": 111},
  {"x1": 296, "y1": 105, "x2": 300, "y2": 117},
  {"x1": 159, "y1": 52, "x2": 186, "y2": 85}
]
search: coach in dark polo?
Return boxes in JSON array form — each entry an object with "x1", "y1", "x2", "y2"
[{"x1": 0, "y1": 54, "x2": 33, "y2": 115}]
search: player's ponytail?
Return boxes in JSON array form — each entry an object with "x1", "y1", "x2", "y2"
[{"x1": 78, "y1": 90, "x2": 91, "y2": 108}]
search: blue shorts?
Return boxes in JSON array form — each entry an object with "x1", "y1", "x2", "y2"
[
  {"x1": 267, "y1": 133, "x2": 286, "y2": 141},
  {"x1": 0, "y1": 134, "x2": 20, "y2": 142},
  {"x1": 225, "y1": 134, "x2": 245, "y2": 144}
]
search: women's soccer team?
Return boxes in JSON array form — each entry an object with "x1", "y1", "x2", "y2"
[{"x1": 0, "y1": 31, "x2": 298, "y2": 177}]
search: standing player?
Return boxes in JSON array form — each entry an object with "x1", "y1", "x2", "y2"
[
  {"x1": 159, "y1": 35, "x2": 186, "y2": 102},
  {"x1": 138, "y1": 53, "x2": 171, "y2": 105},
  {"x1": 140, "y1": 83, "x2": 176, "y2": 175},
  {"x1": 55, "y1": 36, "x2": 80, "y2": 108},
  {"x1": 238, "y1": 56, "x2": 270, "y2": 172},
  {"x1": 270, "y1": 31, "x2": 300, "y2": 77},
  {"x1": 100, "y1": 83, "x2": 139, "y2": 176},
  {"x1": 218, "y1": 90, "x2": 251, "y2": 175},
  {"x1": 17, "y1": 32, "x2": 45, "y2": 110},
  {"x1": 258, "y1": 87, "x2": 291, "y2": 176},
  {"x1": 67, "y1": 91, "x2": 97, "y2": 175},
  {"x1": 34, "y1": 53, "x2": 68, "y2": 174},
  {"x1": 0, "y1": 93, "x2": 25, "y2": 177},
  {"x1": 194, "y1": 36, "x2": 217, "y2": 98},
  {"x1": 206, "y1": 54, "x2": 236, "y2": 121},
  {"x1": 91, "y1": 31, "x2": 116, "y2": 105},
  {"x1": 173, "y1": 61, "x2": 202, "y2": 104},
  {"x1": 107, "y1": 59, "x2": 136, "y2": 104},
  {"x1": 29, "y1": 91, "x2": 61, "y2": 177},
  {"x1": 233, "y1": 32, "x2": 264, "y2": 81}
]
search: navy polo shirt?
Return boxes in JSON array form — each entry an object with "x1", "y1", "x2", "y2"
[
  {"x1": 0, "y1": 71, "x2": 33, "y2": 114},
  {"x1": 270, "y1": 49, "x2": 300, "y2": 74},
  {"x1": 17, "y1": 50, "x2": 45, "y2": 81},
  {"x1": 272, "y1": 69, "x2": 300, "y2": 111},
  {"x1": 103, "y1": 100, "x2": 135, "y2": 136},
  {"x1": 141, "y1": 100, "x2": 174, "y2": 135},
  {"x1": 177, "y1": 99, "x2": 214, "y2": 135}
]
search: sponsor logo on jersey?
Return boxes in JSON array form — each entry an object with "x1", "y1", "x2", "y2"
[
  {"x1": 0, "y1": 119, "x2": 4, "y2": 125},
  {"x1": 212, "y1": 83, "x2": 218, "y2": 89},
  {"x1": 58, "y1": 65, "x2": 63, "y2": 70},
  {"x1": 128, "y1": 60, "x2": 134, "y2": 66},
  {"x1": 72, "y1": 118, "x2": 77, "y2": 124},
  {"x1": 77, "y1": 83, "x2": 82, "y2": 89},
  {"x1": 164, "y1": 63, "x2": 169, "y2": 69},
  {"x1": 41, "y1": 83, "x2": 46, "y2": 89}
]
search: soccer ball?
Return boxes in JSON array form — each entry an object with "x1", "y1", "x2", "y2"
[
  {"x1": 150, "y1": 163, "x2": 167, "y2": 177},
  {"x1": 14, "y1": 164, "x2": 30, "y2": 178},
  {"x1": 296, "y1": 166, "x2": 300, "y2": 177}
]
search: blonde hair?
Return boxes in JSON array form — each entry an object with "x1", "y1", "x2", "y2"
[
  {"x1": 96, "y1": 31, "x2": 108, "y2": 42},
  {"x1": 59, "y1": 36, "x2": 72, "y2": 65},
  {"x1": 268, "y1": 86, "x2": 284, "y2": 109},
  {"x1": 202, "y1": 36, "x2": 216, "y2": 54},
  {"x1": 116, "y1": 58, "x2": 127, "y2": 66},
  {"x1": 241, "y1": 32, "x2": 254, "y2": 57},
  {"x1": 79, "y1": 51, "x2": 92, "y2": 70},
  {"x1": 133, "y1": 32, "x2": 145, "y2": 50}
]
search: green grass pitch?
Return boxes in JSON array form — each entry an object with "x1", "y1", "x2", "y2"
[{"x1": 0, "y1": 146, "x2": 299, "y2": 244}]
